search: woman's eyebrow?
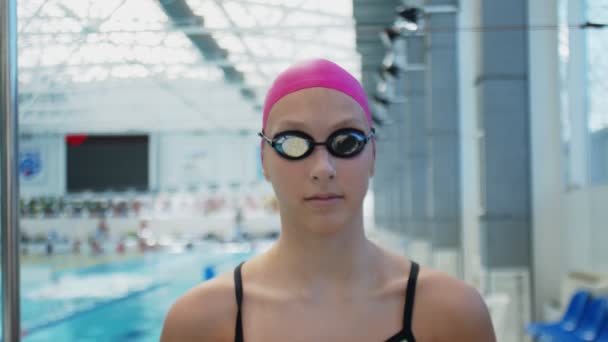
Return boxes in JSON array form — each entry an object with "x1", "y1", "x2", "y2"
[
  {"x1": 273, "y1": 119, "x2": 310, "y2": 131},
  {"x1": 329, "y1": 117, "x2": 366, "y2": 130},
  {"x1": 271, "y1": 117, "x2": 366, "y2": 133}
]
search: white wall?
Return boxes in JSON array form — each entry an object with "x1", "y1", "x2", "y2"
[
  {"x1": 19, "y1": 131, "x2": 263, "y2": 197},
  {"x1": 564, "y1": 185, "x2": 608, "y2": 274},
  {"x1": 157, "y1": 131, "x2": 261, "y2": 192},
  {"x1": 589, "y1": 186, "x2": 608, "y2": 271}
]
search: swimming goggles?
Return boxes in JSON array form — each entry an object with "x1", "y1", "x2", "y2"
[{"x1": 258, "y1": 128, "x2": 375, "y2": 160}]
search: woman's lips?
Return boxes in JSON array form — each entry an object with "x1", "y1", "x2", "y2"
[{"x1": 304, "y1": 194, "x2": 344, "y2": 207}]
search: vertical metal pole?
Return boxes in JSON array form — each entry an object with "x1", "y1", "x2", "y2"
[{"x1": 1, "y1": 0, "x2": 21, "y2": 340}]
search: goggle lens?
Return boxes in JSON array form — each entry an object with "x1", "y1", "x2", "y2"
[{"x1": 276, "y1": 135, "x2": 310, "y2": 158}]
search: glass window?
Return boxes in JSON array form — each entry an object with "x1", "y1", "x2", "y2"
[{"x1": 587, "y1": 0, "x2": 608, "y2": 183}]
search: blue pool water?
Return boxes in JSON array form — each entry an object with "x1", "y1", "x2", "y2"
[{"x1": 17, "y1": 244, "x2": 255, "y2": 341}]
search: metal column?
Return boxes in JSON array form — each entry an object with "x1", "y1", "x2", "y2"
[
  {"x1": 425, "y1": 1, "x2": 462, "y2": 276},
  {"x1": 1, "y1": 0, "x2": 21, "y2": 340},
  {"x1": 477, "y1": 0, "x2": 532, "y2": 339},
  {"x1": 403, "y1": 34, "x2": 432, "y2": 265},
  {"x1": 389, "y1": 37, "x2": 410, "y2": 236}
]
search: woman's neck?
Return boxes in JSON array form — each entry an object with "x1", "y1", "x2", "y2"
[{"x1": 266, "y1": 214, "x2": 382, "y2": 294}]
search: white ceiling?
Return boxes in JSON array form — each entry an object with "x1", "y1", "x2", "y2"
[{"x1": 17, "y1": 0, "x2": 362, "y2": 134}]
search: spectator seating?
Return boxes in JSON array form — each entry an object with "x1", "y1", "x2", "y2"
[{"x1": 527, "y1": 290, "x2": 608, "y2": 341}]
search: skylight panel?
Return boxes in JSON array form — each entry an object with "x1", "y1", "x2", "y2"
[
  {"x1": 223, "y1": 1, "x2": 257, "y2": 28},
  {"x1": 301, "y1": 0, "x2": 353, "y2": 16},
  {"x1": 38, "y1": 45, "x2": 73, "y2": 66},
  {"x1": 163, "y1": 33, "x2": 193, "y2": 48},
  {"x1": 134, "y1": 31, "x2": 166, "y2": 46},
  {"x1": 242, "y1": 4, "x2": 283, "y2": 25},
  {"x1": 110, "y1": 64, "x2": 150, "y2": 79},
  {"x1": 17, "y1": 0, "x2": 48, "y2": 18},
  {"x1": 215, "y1": 34, "x2": 246, "y2": 54}
]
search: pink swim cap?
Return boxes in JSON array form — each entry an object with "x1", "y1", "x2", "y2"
[{"x1": 262, "y1": 59, "x2": 372, "y2": 130}]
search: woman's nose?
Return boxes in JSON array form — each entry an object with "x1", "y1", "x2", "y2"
[{"x1": 309, "y1": 147, "x2": 336, "y2": 181}]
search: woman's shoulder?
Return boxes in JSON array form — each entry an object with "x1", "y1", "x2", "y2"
[
  {"x1": 160, "y1": 270, "x2": 237, "y2": 342},
  {"x1": 414, "y1": 265, "x2": 496, "y2": 341}
]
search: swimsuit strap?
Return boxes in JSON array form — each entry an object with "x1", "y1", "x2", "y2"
[
  {"x1": 402, "y1": 261, "x2": 420, "y2": 332},
  {"x1": 234, "y1": 261, "x2": 245, "y2": 342}
]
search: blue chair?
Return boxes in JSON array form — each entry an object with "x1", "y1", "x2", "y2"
[
  {"x1": 594, "y1": 317, "x2": 608, "y2": 342},
  {"x1": 538, "y1": 297, "x2": 608, "y2": 341},
  {"x1": 576, "y1": 297, "x2": 608, "y2": 341},
  {"x1": 526, "y1": 290, "x2": 591, "y2": 338}
]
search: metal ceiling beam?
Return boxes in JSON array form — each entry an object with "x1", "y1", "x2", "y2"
[
  {"x1": 212, "y1": 0, "x2": 267, "y2": 79},
  {"x1": 158, "y1": 0, "x2": 244, "y2": 83}
]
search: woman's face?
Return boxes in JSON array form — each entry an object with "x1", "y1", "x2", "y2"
[{"x1": 262, "y1": 87, "x2": 375, "y2": 234}]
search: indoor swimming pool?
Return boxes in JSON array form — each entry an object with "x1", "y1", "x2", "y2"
[{"x1": 14, "y1": 244, "x2": 255, "y2": 341}]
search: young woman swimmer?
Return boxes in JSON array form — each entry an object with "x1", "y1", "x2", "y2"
[{"x1": 161, "y1": 59, "x2": 496, "y2": 342}]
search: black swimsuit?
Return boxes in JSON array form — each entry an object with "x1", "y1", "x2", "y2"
[{"x1": 233, "y1": 261, "x2": 419, "y2": 342}]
